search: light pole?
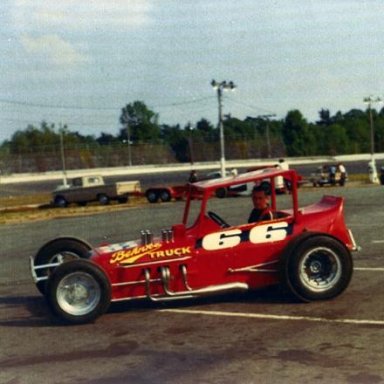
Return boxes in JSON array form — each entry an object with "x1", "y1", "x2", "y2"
[
  {"x1": 186, "y1": 122, "x2": 194, "y2": 164},
  {"x1": 126, "y1": 123, "x2": 132, "y2": 166},
  {"x1": 364, "y1": 96, "x2": 382, "y2": 184},
  {"x1": 211, "y1": 80, "x2": 236, "y2": 177},
  {"x1": 260, "y1": 114, "x2": 276, "y2": 158},
  {"x1": 59, "y1": 123, "x2": 68, "y2": 187}
]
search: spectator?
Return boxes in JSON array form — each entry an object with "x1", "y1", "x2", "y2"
[
  {"x1": 337, "y1": 163, "x2": 347, "y2": 186},
  {"x1": 188, "y1": 170, "x2": 198, "y2": 183}
]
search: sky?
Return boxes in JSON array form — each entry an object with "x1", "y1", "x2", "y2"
[{"x1": 1, "y1": 0, "x2": 384, "y2": 143}]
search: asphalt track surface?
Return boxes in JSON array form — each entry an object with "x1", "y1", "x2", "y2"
[{"x1": 1, "y1": 183, "x2": 384, "y2": 383}]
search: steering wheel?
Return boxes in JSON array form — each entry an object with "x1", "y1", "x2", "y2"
[{"x1": 207, "y1": 211, "x2": 230, "y2": 228}]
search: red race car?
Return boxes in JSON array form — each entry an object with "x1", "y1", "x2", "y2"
[{"x1": 30, "y1": 168, "x2": 358, "y2": 324}]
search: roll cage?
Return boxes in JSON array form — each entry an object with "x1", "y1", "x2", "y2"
[{"x1": 182, "y1": 168, "x2": 300, "y2": 227}]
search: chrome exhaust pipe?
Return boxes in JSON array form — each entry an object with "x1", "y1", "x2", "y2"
[{"x1": 144, "y1": 266, "x2": 249, "y2": 302}]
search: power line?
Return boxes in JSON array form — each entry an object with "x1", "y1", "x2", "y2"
[
  {"x1": 0, "y1": 98, "x2": 118, "y2": 111},
  {"x1": 224, "y1": 95, "x2": 276, "y2": 115},
  {"x1": 0, "y1": 96, "x2": 217, "y2": 112},
  {"x1": 0, "y1": 117, "x2": 119, "y2": 128}
]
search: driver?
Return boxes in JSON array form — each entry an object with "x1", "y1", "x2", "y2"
[{"x1": 248, "y1": 185, "x2": 273, "y2": 223}]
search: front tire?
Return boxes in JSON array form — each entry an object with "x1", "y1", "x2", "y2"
[
  {"x1": 281, "y1": 236, "x2": 353, "y2": 301},
  {"x1": 46, "y1": 260, "x2": 111, "y2": 325},
  {"x1": 33, "y1": 238, "x2": 92, "y2": 295}
]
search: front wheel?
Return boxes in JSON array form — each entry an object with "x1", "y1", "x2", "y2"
[
  {"x1": 33, "y1": 238, "x2": 92, "y2": 295},
  {"x1": 281, "y1": 236, "x2": 353, "y2": 301},
  {"x1": 46, "y1": 260, "x2": 111, "y2": 324}
]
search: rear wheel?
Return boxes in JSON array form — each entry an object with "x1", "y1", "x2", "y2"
[
  {"x1": 117, "y1": 196, "x2": 128, "y2": 204},
  {"x1": 54, "y1": 195, "x2": 68, "y2": 208},
  {"x1": 33, "y1": 238, "x2": 92, "y2": 295},
  {"x1": 47, "y1": 260, "x2": 111, "y2": 324},
  {"x1": 215, "y1": 187, "x2": 227, "y2": 198},
  {"x1": 160, "y1": 189, "x2": 171, "y2": 202},
  {"x1": 98, "y1": 194, "x2": 110, "y2": 205},
  {"x1": 281, "y1": 236, "x2": 353, "y2": 301},
  {"x1": 146, "y1": 189, "x2": 159, "y2": 203}
]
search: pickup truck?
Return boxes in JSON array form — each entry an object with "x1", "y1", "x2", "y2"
[{"x1": 52, "y1": 175, "x2": 141, "y2": 207}]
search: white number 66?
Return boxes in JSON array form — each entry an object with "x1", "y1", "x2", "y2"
[{"x1": 201, "y1": 222, "x2": 289, "y2": 251}]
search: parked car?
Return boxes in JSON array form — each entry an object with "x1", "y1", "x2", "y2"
[
  {"x1": 30, "y1": 168, "x2": 358, "y2": 324},
  {"x1": 52, "y1": 175, "x2": 141, "y2": 207}
]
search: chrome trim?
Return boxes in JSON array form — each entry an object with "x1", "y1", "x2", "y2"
[
  {"x1": 348, "y1": 229, "x2": 361, "y2": 252},
  {"x1": 117, "y1": 256, "x2": 191, "y2": 269},
  {"x1": 180, "y1": 265, "x2": 193, "y2": 291},
  {"x1": 145, "y1": 267, "x2": 248, "y2": 302},
  {"x1": 110, "y1": 265, "x2": 249, "y2": 303},
  {"x1": 144, "y1": 269, "x2": 194, "y2": 301},
  {"x1": 228, "y1": 260, "x2": 279, "y2": 274},
  {"x1": 111, "y1": 277, "x2": 161, "y2": 287},
  {"x1": 29, "y1": 256, "x2": 63, "y2": 283},
  {"x1": 111, "y1": 295, "x2": 148, "y2": 302}
]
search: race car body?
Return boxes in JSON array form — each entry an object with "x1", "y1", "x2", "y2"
[{"x1": 30, "y1": 168, "x2": 358, "y2": 324}]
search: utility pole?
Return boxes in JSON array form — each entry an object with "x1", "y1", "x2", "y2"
[
  {"x1": 59, "y1": 123, "x2": 68, "y2": 187},
  {"x1": 186, "y1": 122, "x2": 194, "y2": 164},
  {"x1": 126, "y1": 123, "x2": 132, "y2": 166},
  {"x1": 364, "y1": 96, "x2": 382, "y2": 184},
  {"x1": 260, "y1": 114, "x2": 276, "y2": 158},
  {"x1": 211, "y1": 80, "x2": 236, "y2": 177}
]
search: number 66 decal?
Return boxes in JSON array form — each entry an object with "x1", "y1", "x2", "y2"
[{"x1": 202, "y1": 222, "x2": 289, "y2": 251}]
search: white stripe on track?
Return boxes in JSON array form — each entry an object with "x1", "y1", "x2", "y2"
[
  {"x1": 160, "y1": 308, "x2": 384, "y2": 326},
  {"x1": 354, "y1": 267, "x2": 384, "y2": 271}
]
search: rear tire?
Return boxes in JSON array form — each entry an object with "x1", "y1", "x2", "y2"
[
  {"x1": 146, "y1": 189, "x2": 159, "y2": 203},
  {"x1": 54, "y1": 195, "x2": 68, "y2": 208},
  {"x1": 33, "y1": 238, "x2": 92, "y2": 295},
  {"x1": 117, "y1": 196, "x2": 128, "y2": 204},
  {"x1": 47, "y1": 260, "x2": 111, "y2": 325},
  {"x1": 98, "y1": 194, "x2": 110, "y2": 205},
  {"x1": 160, "y1": 189, "x2": 171, "y2": 202},
  {"x1": 281, "y1": 236, "x2": 353, "y2": 301},
  {"x1": 215, "y1": 187, "x2": 227, "y2": 198}
]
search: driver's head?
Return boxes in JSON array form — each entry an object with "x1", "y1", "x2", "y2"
[{"x1": 251, "y1": 185, "x2": 269, "y2": 210}]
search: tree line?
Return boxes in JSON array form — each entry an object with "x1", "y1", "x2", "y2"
[{"x1": 1, "y1": 101, "x2": 383, "y2": 173}]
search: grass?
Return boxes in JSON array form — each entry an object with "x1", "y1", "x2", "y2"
[{"x1": 0, "y1": 195, "x2": 147, "y2": 225}]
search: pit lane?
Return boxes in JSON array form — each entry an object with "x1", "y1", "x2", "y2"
[{"x1": 1, "y1": 184, "x2": 384, "y2": 384}]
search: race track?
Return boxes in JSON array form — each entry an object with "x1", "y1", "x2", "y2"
[{"x1": 1, "y1": 184, "x2": 384, "y2": 384}]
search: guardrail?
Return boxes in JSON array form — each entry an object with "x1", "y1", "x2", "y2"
[{"x1": 1, "y1": 154, "x2": 383, "y2": 184}]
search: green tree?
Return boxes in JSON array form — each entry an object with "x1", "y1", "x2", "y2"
[
  {"x1": 282, "y1": 110, "x2": 315, "y2": 156},
  {"x1": 119, "y1": 101, "x2": 160, "y2": 143}
]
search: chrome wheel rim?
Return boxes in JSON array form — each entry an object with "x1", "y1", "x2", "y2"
[
  {"x1": 299, "y1": 247, "x2": 341, "y2": 292},
  {"x1": 56, "y1": 272, "x2": 101, "y2": 316}
]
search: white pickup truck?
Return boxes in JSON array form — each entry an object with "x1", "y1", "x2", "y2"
[{"x1": 52, "y1": 175, "x2": 141, "y2": 207}]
